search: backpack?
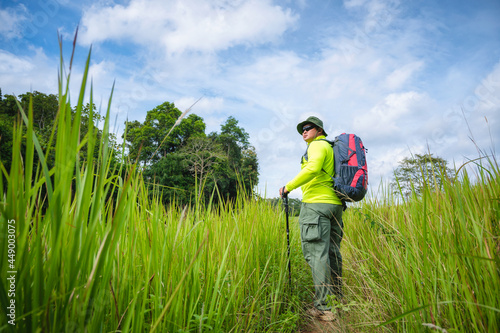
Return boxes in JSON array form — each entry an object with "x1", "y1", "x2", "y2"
[{"x1": 322, "y1": 133, "x2": 368, "y2": 202}]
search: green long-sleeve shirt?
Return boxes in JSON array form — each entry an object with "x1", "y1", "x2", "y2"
[{"x1": 285, "y1": 135, "x2": 342, "y2": 205}]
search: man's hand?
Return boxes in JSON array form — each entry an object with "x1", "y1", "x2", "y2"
[{"x1": 279, "y1": 186, "x2": 289, "y2": 198}]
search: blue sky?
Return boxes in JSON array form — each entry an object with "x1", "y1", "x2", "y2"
[{"x1": 1, "y1": 0, "x2": 499, "y2": 199}]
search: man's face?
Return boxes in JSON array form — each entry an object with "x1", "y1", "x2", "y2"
[{"x1": 302, "y1": 123, "x2": 319, "y2": 143}]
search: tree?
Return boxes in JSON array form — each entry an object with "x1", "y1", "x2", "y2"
[
  {"x1": 211, "y1": 117, "x2": 259, "y2": 200},
  {"x1": 0, "y1": 91, "x2": 15, "y2": 173},
  {"x1": 0, "y1": 90, "x2": 59, "y2": 174},
  {"x1": 268, "y1": 197, "x2": 302, "y2": 216},
  {"x1": 221, "y1": 116, "x2": 250, "y2": 147},
  {"x1": 127, "y1": 102, "x2": 209, "y2": 204},
  {"x1": 179, "y1": 136, "x2": 227, "y2": 197},
  {"x1": 143, "y1": 153, "x2": 194, "y2": 204},
  {"x1": 217, "y1": 116, "x2": 250, "y2": 164},
  {"x1": 0, "y1": 90, "x2": 20, "y2": 118},
  {"x1": 75, "y1": 103, "x2": 119, "y2": 165},
  {"x1": 124, "y1": 102, "x2": 205, "y2": 164},
  {"x1": 0, "y1": 89, "x2": 123, "y2": 176},
  {"x1": 240, "y1": 146, "x2": 259, "y2": 193},
  {"x1": 391, "y1": 153, "x2": 455, "y2": 198},
  {"x1": 19, "y1": 91, "x2": 58, "y2": 130},
  {"x1": 123, "y1": 104, "x2": 259, "y2": 204}
]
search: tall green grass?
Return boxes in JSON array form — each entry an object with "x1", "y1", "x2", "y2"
[
  {"x1": 2, "y1": 39, "x2": 499, "y2": 333},
  {"x1": 0, "y1": 45, "x2": 301, "y2": 332},
  {"x1": 341, "y1": 157, "x2": 500, "y2": 332}
]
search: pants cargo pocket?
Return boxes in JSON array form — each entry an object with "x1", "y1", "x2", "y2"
[{"x1": 300, "y1": 215, "x2": 321, "y2": 242}]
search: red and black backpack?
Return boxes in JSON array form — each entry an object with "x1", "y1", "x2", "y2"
[{"x1": 323, "y1": 133, "x2": 368, "y2": 202}]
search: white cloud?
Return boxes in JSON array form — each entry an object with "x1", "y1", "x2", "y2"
[
  {"x1": 369, "y1": 144, "x2": 412, "y2": 182},
  {"x1": 0, "y1": 50, "x2": 34, "y2": 73},
  {"x1": 174, "y1": 96, "x2": 226, "y2": 132},
  {"x1": 458, "y1": 60, "x2": 500, "y2": 153},
  {"x1": 0, "y1": 5, "x2": 28, "y2": 39},
  {"x1": 342, "y1": 0, "x2": 400, "y2": 34},
  {"x1": 353, "y1": 91, "x2": 430, "y2": 140},
  {"x1": 343, "y1": 0, "x2": 368, "y2": 8},
  {"x1": 384, "y1": 61, "x2": 424, "y2": 90},
  {"x1": 174, "y1": 96, "x2": 224, "y2": 114},
  {"x1": 79, "y1": 0, "x2": 298, "y2": 54},
  {"x1": 475, "y1": 61, "x2": 500, "y2": 112},
  {"x1": 89, "y1": 60, "x2": 115, "y2": 83},
  {"x1": 228, "y1": 51, "x2": 307, "y2": 97},
  {"x1": 0, "y1": 48, "x2": 56, "y2": 94}
]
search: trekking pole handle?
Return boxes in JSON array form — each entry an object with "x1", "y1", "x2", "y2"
[
  {"x1": 281, "y1": 186, "x2": 288, "y2": 210},
  {"x1": 280, "y1": 186, "x2": 288, "y2": 198}
]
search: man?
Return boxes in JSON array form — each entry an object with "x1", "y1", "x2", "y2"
[{"x1": 279, "y1": 116, "x2": 344, "y2": 322}]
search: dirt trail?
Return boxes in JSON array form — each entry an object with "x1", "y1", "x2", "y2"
[
  {"x1": 298, "y1": 311, "x2": 349, "y2": 333},
  {"x1": 300, "y1": 318, "x2": 336, "y2": 333}
]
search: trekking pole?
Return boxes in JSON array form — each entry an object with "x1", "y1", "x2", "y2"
[{"x1": 282, "y1": 187, "x2": 292, "y2": 290}]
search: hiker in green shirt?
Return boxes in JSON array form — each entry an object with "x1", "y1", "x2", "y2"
[{"x1": 279, "y1": 116, "x2": 344, "y2": 321}]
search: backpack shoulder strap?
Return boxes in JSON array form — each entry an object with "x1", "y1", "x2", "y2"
[{"x1": 317, "y1": 139, "x2": 334, "y2": 178}]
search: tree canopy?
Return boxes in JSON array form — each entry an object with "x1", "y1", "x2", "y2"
[
  {"x1": 139, "y1": 110, "x2": 259, "y2": 204},
  {"x1": 124, "y1": 102, "x2": 205, "y2": 164},
  {"x1": 0, "y1": 88, "x2": 259, "y2": 205},
  {"x1": 391, "y1": 153, "x2": 455, "y2": 198},
  {"x1": 0, "y1": 90, "x2": 61, "y2": 173}
]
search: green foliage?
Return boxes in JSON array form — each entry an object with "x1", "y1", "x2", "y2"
[
  {"x1": 0, "y1": 37, "x2": 268, "y2": 333},
  {"x1": 124, "y1": 103, "x2": 259, "y2": 205},
  {"x1": 0, "y1": 55, "x2": 298, "y2": 331},
  {"x1": 210, "y1": 117, "x2": 259, "y2": 201},
  {"x1": 1, "y1": 91, "x2": 22, "y2": 118},
  {"x1": 0, "y1": 120, "x2": 14, "y2": 176},
  {"x1": 0, "y1": 92, "x2": 23, "y2": 174},
  {"x1": 6, "y1": 38, "x2": 499, "y2": 332},
  {"x1": 179, "y1": 135, "x2": 227, "y2": 198},
  {"x1": 287, "y1": 198, "x2": 302, "y2": 216},
  {"x1": 0, "y1": 85, "x2": 260, "y2": 207},
  {"x1": 18, "y1": 91, "x2": 58, "y2": 130},
  {"x1": 391, "y1": 153, "x2": 455, "y2": 198},
  {"x1": 143, "y1": 153, "x2": 194, "y2": 203},
  {"x1": 267, "y1": 197, "x2": 302, "y2": 216},
  {"x1": 341, "y1": 156, "x2": 500, "y2": 331},
  {"x1": 220, "y1": 116, "x2": 250, "y2": 147},
  {"x1": 0, "y1": 89, "x2": 120, "y2": 177},
  {"x1": 241, "y1": 146, "x2": 259, "y2": 192},
  {"x1": 124, "y1": 101, "x2": 205, "y2": 163},
  {"x1": 77, "y1": 102, "x2": 120, "y2": 166}
]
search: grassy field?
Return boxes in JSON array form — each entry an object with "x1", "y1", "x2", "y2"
[
  {"x1": 337, "y1": 158, "x2": 500, "y2": 332},
  {"x1": 1, "y1": 45, "x2": 499, "y2": 333}
]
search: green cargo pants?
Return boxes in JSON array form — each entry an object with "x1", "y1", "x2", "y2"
[{"x1": 299, "y1": 202, "x2": 344, "y2": 311}]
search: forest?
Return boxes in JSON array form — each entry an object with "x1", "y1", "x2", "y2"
[{"x1": 0, "y1": 89, "x2": 259, "y2": 205}]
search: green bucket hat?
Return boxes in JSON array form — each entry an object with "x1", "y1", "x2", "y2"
[{"x1": 296, "y1": 116, "x2": 328, "y2": 137}]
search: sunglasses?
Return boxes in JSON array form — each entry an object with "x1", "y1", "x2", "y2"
[{"x1": 302, "y1": 125, "x2": 316, "y2": 133}]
